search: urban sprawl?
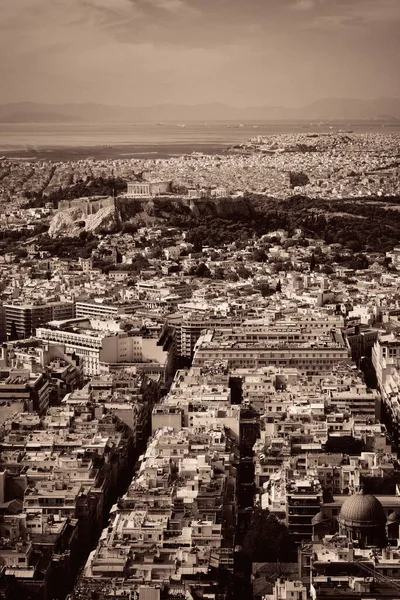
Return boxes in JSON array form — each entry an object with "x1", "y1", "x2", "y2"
[{"x1": 0, "y1": 132, "x2": 400, "y2": 600}]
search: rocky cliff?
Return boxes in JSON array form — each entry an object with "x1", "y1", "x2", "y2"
[
  {"x1": 48, "y1": 204, "x2": 118, "y2": 237},
  {"x1": 117, "y1": 195, "x2": 254, "y2": 223},
  {"x1": 48, "y1": 195, "x2": 257, "y2": 237}
]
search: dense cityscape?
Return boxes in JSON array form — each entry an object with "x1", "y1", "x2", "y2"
[{"x1": 0, "y1": 129, "x2": 399, "y2": 600}]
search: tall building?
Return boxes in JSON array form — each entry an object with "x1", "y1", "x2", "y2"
[
  {"x1": 4, "y1": 302, "x2": 75, "y2": 340},
  {"x1": 170, "y1": 314, "x2": 242, "y2": 360},
  {"x1": 372, "y1": 332, "x2": 400, "y2": 389},
  {"x1": 0, "y1": 304, "x2": 6, "y2": 343},
  {"x1": 286, "y1": 477, "x2": 323, "y2": 546},
  {"x1": 372, "y1": 332, "x2": 400, "y2": 445}
]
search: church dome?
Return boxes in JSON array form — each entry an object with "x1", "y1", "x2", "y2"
[
  {"x1": 387, "y1": 510, "x2": 400, "y2": 524},
  {"x1": 339, "y1": 491, "x2": 386, "y2": 528},
  {"x1": 312, "y1": 511, "x2": 330, "y2": 525}
]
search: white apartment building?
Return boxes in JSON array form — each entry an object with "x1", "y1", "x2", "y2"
[
  {"x1": 36, "y1": 326, "x2": 166, "y2": 376},
  {"x1": 193, "y1": 333, "x2": 350, "y2": 377},
  {"x1": 372, "y1": 332, "x2": 400, "y2": 447},
  {"x1": 75, "y1": 301, "x2": 137, "y2": 320},
  {"x1": 372, "y1": 332, "x2": 400, "y2": 389}
]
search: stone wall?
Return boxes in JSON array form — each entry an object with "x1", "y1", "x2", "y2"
[{"x1": 58, "y1": 196, "x2": 114, "y2": 215}]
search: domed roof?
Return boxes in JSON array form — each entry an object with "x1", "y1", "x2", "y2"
[
  {"x1": 339, "y1": 491, "x2": 386, "y2": 528},
  {"x1": 312, "y1": 510, "x2": 330, "y2": 525},
  {"x1": 387, "y1": 510, "x2": 400, "y2": 524}
]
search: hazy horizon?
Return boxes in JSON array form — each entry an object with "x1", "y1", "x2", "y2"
[
  {"x1": 1, "y1": 0, "x2": 400, "y2": 108},
  {"x1": 2, "y1": 97, "x2": 400, "y2": 110}
]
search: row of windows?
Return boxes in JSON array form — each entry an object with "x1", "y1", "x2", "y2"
[{"x1": 199, "y1": 351, "x2": 344, "y2": 359}]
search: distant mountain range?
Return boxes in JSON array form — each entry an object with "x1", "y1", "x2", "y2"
[
  {"x1": 0, "y1": 111, "x2": 82, "y2": 123},
  {"x1": 0, "y1": 98, "x2": 399, "y2": 122}
]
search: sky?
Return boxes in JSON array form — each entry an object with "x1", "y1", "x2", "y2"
[{"x1": 1, "y1": 0, "x2": 400, "y2": 107}]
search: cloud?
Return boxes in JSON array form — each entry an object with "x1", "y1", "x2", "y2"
[
  {"x1": 292, "y1": 0, "x2": 317, "y2": 11},
  {"x1": 285, "y1": 0, "x2": 400, "y2": 28},
  {"x1": 141, "y1": 0, "x2": 194, "y2": 12},
  {"x1": 282, "y1": 0, "x2": 400, "y2": 32},
  {"x1": 0, "y1": 0, "x2": 399, "y2": 105},
  {"x1": 360, "y1": 0, "x2": 400, "y2": 22},
  {"x1": 310, "y1": 0, "x2": 400, "y2": 26}
]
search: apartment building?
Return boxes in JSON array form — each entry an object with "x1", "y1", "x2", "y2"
[
  {"x1": 286, "y1": 477, "x2": 323, "y2": 545},
  {"x1": 0, "y1": 367, "x2": 51, "y2": 416},
  {"x1": 344, "y1": 324, "x2": 379, "y2": 363},
  {"x1": 75, "y1": 301, "x2": 138, "y2": 320},
  {"x1": 166, "y1": 313, "x2": 342, "y2": 362},
  {"x1": 36, "y1": 322, "x2": 169, "y2": 377},
  {"x1": 299, "y1": 537, "x2": 400, "y2": 599},
  {"x1": 89, "y1": 372, "x2": 161, "y2": 443},
  {"x1": 0, "y1": 304, "x2": 6, "y2": 343},
  {"x1": 193, "y1": 331, "x2": 350, "y2": 376},
  {"x1": 166, "y1": 312, "x2": 243, "y2": 359},
  {"x1": 4, "y1": 301, "x2": 75, "y2": 339},
  {"x1": 76, "y1": 424, "x2": 238, "y2": 596},
  {"x1": 372, "y1": 332, "x2": 400, "y2": 445},
  {"x1": 372, "y1": 332, "x2": 400, "y2": 389},
  {"x1": 0, "y1": 393, "x2": 136, "y2": 597}
]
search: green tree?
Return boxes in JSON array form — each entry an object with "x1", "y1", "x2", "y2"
[
  {"x1": 149, "y1": 246, "x2": 163, "y2": 259},
  {"x1": 289, "y1": 171, "x2": 310, "y2": 188},
  {"x1": 243, "y1": 508, "x2": 295, "y2": 563},
  {"x1": 226, "y1": 271, "x2": 239, "y2": 282},
  {"x1": 257, "y1": 283, "x2": 273, "y2": 297},
  {"x1": 195, "y1": 263, "x2": 211, "y2": 278},
  {"x1": 253, "y1": 248, "x2": 267, "y2": 262},
  {"x1": 237, "y1": 265, "x2": 251, "y2": 279},
  {"x1": 213, "y1": 267, "x2": 225, "y2": 280}
]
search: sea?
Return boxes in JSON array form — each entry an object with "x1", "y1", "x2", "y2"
[{"x1": 0, "y1": 120, "x2": 399, "y2": 161}]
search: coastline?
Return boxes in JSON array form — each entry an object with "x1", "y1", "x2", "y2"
[
  {"x1": 0, "y1": 142, "x2": 235, "y2": 162},
  {"x1": 1, "y1": 119, "x2": 400, "y2": 162}
]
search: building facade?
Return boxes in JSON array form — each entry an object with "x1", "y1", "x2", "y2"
[
  {"x1": 4, "y1": 302, "x2": 75, "y2": 340},
  {"x1": 126, "y1": 181, "x2": 172, "y2": 198}
]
